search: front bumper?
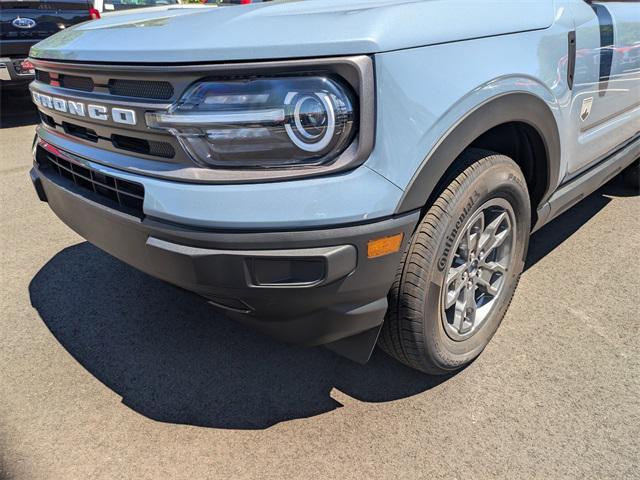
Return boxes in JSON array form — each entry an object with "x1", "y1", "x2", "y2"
[{"x1": 30, "y1": 151, "x2": 419, "y2": 362}]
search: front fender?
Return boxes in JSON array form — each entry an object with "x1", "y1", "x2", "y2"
[
  {"x1": 367, "y1": 22, "x2": 572, "y2": 214},
  {"x1": 396, "y1": 91, "x2": 562, "y2": 213}
]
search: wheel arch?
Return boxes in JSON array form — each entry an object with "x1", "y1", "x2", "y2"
[{"x1": 395, "y1": 92, "x2": 561, "y2": 227}]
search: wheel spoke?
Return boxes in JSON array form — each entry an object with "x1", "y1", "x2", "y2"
[
  {"x1": 459, "y1": 284, "x2": 477, "y2": 333},
  {"x1": 465, "y1": 213, "x2": 484, "y2": 258},
  {"x1": 451, "y1": 296, "x2": 466, "y2": 333},
  {"x1": 444, "y1": 264, "x2": 467, "y2": 309},
  {"x1": 483, "y1": 260, "x2": 507, "y2": 275},
  {"x1": 479, "y1": 211, "x2": 510, "y2": 257},
  {"x1": 451, "y1": 284, "x2": 475, "y2": 334},
  {"x1": 445, "y1": 281, "x2": 466, "y2": 311},
  {"x1": 446, "y1": 263, "x2": 467, "y2": 286},
  {"x1": 476, "y1": 275, "x2": 499, "y2": 296},
  {"x1": 450, "y1": 281, "x2": 475, "y2": 333}
]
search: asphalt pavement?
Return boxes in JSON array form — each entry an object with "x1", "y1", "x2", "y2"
[{"x1": 1, "y1": 88, "x2": 639, "y2": 480}]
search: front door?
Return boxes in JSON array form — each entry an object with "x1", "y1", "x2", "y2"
[{"x1": 566, "y1": 0, "x2": 640, "y2": 176}]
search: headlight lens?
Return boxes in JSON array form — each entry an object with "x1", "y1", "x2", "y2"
[{"x1": 146, "y1": 76, "x2": 356, "y2": 168}]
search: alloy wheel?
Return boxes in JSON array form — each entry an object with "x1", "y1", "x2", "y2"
[{"x1": 441, "y1": 198, "x2": 516, "y2": 341}]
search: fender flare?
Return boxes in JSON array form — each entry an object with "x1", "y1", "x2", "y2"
[{"x1": 395, "y1": 92, "x2": 561, "y2": 214}]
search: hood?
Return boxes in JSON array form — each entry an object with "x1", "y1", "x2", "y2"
[{"x1": 31, "y1": 0, "x2": 555, "y2": 64}]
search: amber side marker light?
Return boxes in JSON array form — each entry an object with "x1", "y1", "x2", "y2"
[{"x1": 367, "y1": 233, "x2": 404, "y2": 259}]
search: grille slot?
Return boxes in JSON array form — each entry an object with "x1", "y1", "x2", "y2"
[
  {"x1": 62, "y1": 122, "x2": 99, "y2": 143},
  {"x1": 59, "y1": 74, "x2": 94, "y2": 92},
  {"x1": 148, "y1": 140, "x2": 176, "y2": 159},
  {"x1": 111, "y1": 134, "x2": 175, "y2": 158},
  {"x1": 37, "y1": 147, "x2": 144, "y2": 216},
  {"x1": 39, "y1": 112, "x2": 55, "y2": 128},
  {"x1": 35, "y1": 70, "x2": 50, "y2": 84},
  {"x1": 109, "y1": 79, "x2": 174, "y2": 100},
  {"x1": 41, "y1": 117, "x2": 175, "y2": 159}
]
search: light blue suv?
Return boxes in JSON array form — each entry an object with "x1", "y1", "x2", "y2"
[{"x1": 28, "y1": 0, "x2": 639, "y2": 373}]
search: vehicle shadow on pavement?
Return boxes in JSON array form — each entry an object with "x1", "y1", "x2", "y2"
[
  {"x1": 0, "y1": 88, "x2": 39, "y2": 128},
  {"x1": 28, "y1": 177, "x2": 633, "y2": 430},
  {"x1": 29, "y1": 244, "x2": 449, "y2": 430},
  {"x1": 525, "y1": 174, "x2": 633, "y2": 270}
]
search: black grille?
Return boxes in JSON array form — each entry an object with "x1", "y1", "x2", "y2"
[
  {"x1": 60, "y1": 74, "x2": 94, "y2": 92},
  {"x1": 109, "y1": 79, "x2": 174, "y2": 100},
  {"x1": 111, "y1": 134, "x2": 175, "y2": 158},
  {"x1": 37, "y1": 147, "x2": 144, "y2": 216},
  {"x1": 62, "y1": 122, "x2": 99, "y2": 143},
  {"x1": 41, "y1": 117, "x2": 175, "y2": 159},
  {"x1": 39, "y1": 112, "x2": 55, "y2": 128},
  {"x1": 35, "y1": 70, "x2": 50, "y2": 83},
  {"x1": 148, "y1": 141, "x2": 176, "y2": 158}
]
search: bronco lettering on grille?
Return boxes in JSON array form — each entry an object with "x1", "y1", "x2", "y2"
[{"x1": 31, "y1": 91, "x2": 137, "y2": 126}]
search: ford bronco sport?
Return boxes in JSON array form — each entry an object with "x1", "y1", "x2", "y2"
[{"x1": 27, "y1": 0, "x2": 639, "y2": 373}]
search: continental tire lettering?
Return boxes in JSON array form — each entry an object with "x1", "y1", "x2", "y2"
[
  {"x1": 508, "y1": 173, "x2": 526, "y2": 190},
  {"x1": 437, "y1": 190, "x2": 480, "y2": 271}
]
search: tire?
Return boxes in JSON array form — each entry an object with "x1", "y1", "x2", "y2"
[
  {"x1": 378, "y1": 149, "x2": 531, "y2": 374},
  {"x1": 622, "y1": 160, "x2": 639, "y2": 191}
]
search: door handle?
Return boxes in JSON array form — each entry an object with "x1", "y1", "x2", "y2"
[{"x1": 567, "y1": 30, "x2": 577, "y2": 90}]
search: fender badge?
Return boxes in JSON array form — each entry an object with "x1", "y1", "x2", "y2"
[{"x1": 580, "y1": 97, "x2": 593, "y2": 122}]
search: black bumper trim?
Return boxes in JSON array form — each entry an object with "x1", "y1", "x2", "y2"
[
  {"x1": 31, "y1": 164, "x2": 420, "y2": 360},
  {"x1": 30, "y1": 168, "x2": 47, "y2": 202},
  {"x1": 145, "y1": 237, "x2": 357, "y2": 290}
]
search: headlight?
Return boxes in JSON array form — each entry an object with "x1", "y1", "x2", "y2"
[{"x1": 146, "y1": 76, "x2": 357, "y2": 169}]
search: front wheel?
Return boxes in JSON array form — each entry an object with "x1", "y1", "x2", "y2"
[{"x1": 379, "y1": 149, "x2": 531, "y2": 374}]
